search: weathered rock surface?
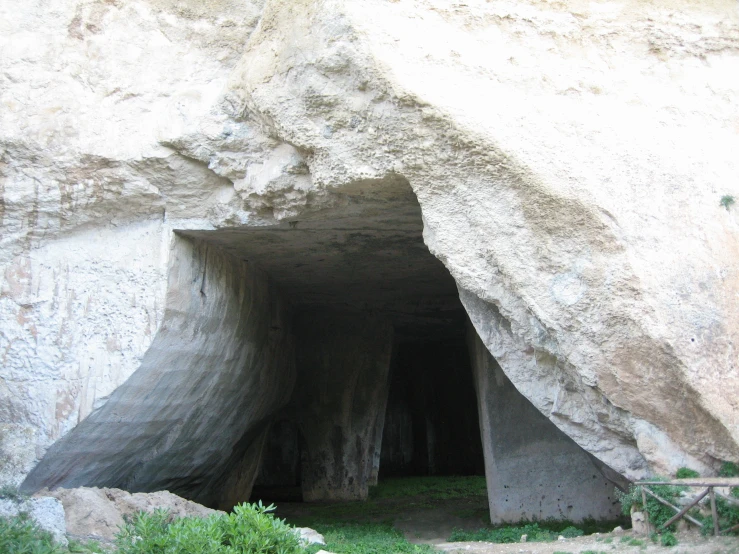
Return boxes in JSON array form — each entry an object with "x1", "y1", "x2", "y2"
[
  {"x1": 41, "y1": 486, "x2": 219, "y2": 543},
  {"x1": 292, "y1": 311, "x2": 394, "y2": 501},
  {"x1": 1, "y1": 0, "x2": 738, "y2": 519},
  {"x1": 21, "y1": 238, "x2": 296, "y2": 509},
  {"x1": 468, "y1": 324, "x2": 620, "y2": 522},
  {"x1": 0, "y1": 495, "x2": 68, "y2": 546}
]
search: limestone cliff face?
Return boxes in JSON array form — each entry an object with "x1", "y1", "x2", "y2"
[{"x1": 2, "y1": 0, "x2": 739, "y2": 491}]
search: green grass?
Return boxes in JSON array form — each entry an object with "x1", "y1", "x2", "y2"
[
  {"x1": 368, "y1": 476, "x2": 487, "y2": 500},
  {"x1": 304, "y1": 522, "x2": 433, "y2": 554},
  {"x1": 282, "y1": 476, "x2": 623, "y2": 552},
  {"x1": 67, "y1": 539, "x2": 107, "y2": 553},
  {"x1": 448, "y1": 522, "x2": 585, "y2": 543},
  {"x1": 283, "y1": 476, "x2": 489, "y2": 525}
]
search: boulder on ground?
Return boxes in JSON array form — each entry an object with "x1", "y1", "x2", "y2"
[{"x1": 39, "y1": 486, "x2": 221, "y2": 542}]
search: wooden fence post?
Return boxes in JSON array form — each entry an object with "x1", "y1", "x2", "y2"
[{"x1": 709, "y1": 486, "x2": 719, "y2": 536}]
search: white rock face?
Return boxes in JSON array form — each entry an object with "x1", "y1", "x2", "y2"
[
  {"x1": 0, "y1": 496, "x2": 68, "y2": 546},
  {"x1": 42, "y1": 486, "x2": 221, "y2": 543},
  {"x1": 1, "y1": 0, "x2": 739, "y2": 492}
]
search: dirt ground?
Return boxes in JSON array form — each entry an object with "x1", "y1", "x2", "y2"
[
  {"x1": 433, "y1": 531, "x2": 739, "y2": 554},
  {"x1": 393, "y1": 504, "x2": 739, "y2": 554},
  {"x1": 269, "y1": 479, "x2": 739, "y2": 554},
  {"x1": 278, "y1": 498, "x2": 739, "y2": 554}
]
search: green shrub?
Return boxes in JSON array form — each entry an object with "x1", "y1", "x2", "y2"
[
  {"x1": 0, "y1": 513, "x2": 61, "y2": 554},
  {"x1": 115, "y1": 502, "x2": 303, "y2": 554},
  {"x1": 720, "y1": 195, "x2": 735, "y2": 210},
  {"x1": 675, "y1": 467, "x2": 700, "y2": 479},
  {"x1": 660, "y1": 531, "x2": 678, "y2": 546},
  {"x1": 615, "y1": 477, "x2": 689, "y2": 531},
  {"x1": 719, "y1": 461, "x2": 739, "y2": 478},
  {"x1": 559, "y1": 525, "x2": 584, "y2": 538}
]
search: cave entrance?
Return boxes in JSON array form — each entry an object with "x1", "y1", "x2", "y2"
[
  {"x1": 23, "y1": 177, "x2": 621, "y2": 524},
  {"x1": 250, "y1": 335, "x2": 486, "y2": 505},
  {"x1": 188, "y1": 178, "x2": 488, "y2": 504},
  {"x1": 379, "y1": 338, "x2": 484, "y2": 480}
]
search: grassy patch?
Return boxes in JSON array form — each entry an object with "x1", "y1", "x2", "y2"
[
  {"x1": 283, "y1": 476, "x2": 488, "y2": 526},
  {"x1": 369, "y1": 476, "x2": 486, "y2": 500},
  {"x1": 304, "y1": 522, "x2": 433, "y2": 554},
  {"x1": 448, "y1": 522, "x2": 585, "y2": 543}
]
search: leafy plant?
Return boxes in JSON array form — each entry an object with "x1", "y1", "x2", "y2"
[
  {"x1": 115, "y1": 502, "x2": 303, "y2": 554},
  {"x1": 616, "y1": 477, "x2": 689, "y2": 531},
  {"x1": 660, "y1": 530, "x2": 678, "y2": 546},
  {"x1": 0, "y1": 513, "x2": 61, "y2": 554},
  {"x1": 720, "y1": 195, "x2": 735, "y2": 210},
  {"x1": 719, "y1": 461, "x2": 739, "y2": 478},
  {"x1": 559, "y1": 525, "x2": 584, "y2": 538},
  {"x1": 675, "y1": 467, "x2": 700, "y2": 479}
]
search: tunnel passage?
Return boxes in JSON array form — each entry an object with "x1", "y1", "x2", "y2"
[
  {"x1": 379, "y1": 338, "x2": 485, "y2": 479},
  {"x1": 22, "y1": 178, "x2": 622, "y2": 521}
]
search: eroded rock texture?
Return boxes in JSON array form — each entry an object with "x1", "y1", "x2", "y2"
[
  {"x1": 2, "y1": 0, "x2": 739, "y2": 520},
  {"x1": 468, "y1": 325, "x2": 621, "y2": 522},
  {"x1": 293, "y1": 312, "x2": 393, "y2": 502},
  {"x1": 21, "y1": 237, "x2": 295, "y2": 509}
]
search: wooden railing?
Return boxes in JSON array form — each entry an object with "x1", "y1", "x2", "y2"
[{"x1": 637, "y1": 478, "x2": 739, "y2": 536}]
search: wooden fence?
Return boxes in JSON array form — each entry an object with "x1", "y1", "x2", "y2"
[{"x1": 637, "y1": 478, "x2": 739, "y2": 536}]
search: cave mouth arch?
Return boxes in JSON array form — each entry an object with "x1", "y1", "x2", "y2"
[{"x1": 21, "y1": 177, "x2": 622, "y2": 523}]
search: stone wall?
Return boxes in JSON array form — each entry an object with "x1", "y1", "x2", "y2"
[
  {"x1": 292, "y1": 311, "x2": 393, "y2": 502},
  {"x1": 467, "y1": 323, "x2": 620, "y2": 522},
  {"x1": 21, "y1": 236, "x2": 295, "y2": 509}
]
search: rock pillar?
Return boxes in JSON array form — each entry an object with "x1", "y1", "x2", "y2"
[
  {"x1": 293, "y1": 311, "x2": 393, "y2": 501},
  {"x1": 467, "y1": 322, "x2": 620, "y2": 523}
]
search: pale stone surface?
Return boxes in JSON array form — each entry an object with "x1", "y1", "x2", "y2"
[
  {"x1": 41, "y1": 486, "x2": 220, "y2": 543},
  {"x1": 21, "y1": 237, "x2": 296, "y2": 509},
  {"x1": 1, "y1": 0, "x2": 738, "y2": 505},
  {"x1": 0, "y1": 496, "x2": 68, "y2": 546},
  {"x1": 467, "y1": 324, "x2": 621, "y2": 522},
  {"x1": 295, "y1": 527, "x2": 326, "y2": 546}
]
